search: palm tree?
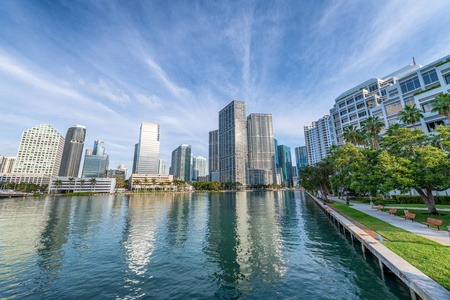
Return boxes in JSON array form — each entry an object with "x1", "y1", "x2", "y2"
[
  {"x1": 431, "y1": 93, "x2": 450, "y2": 123},
  {"x1": 90, "y1": 178, "x2": 97, "y2": 192},
  {"x1": 151, "y1": 178, "x2": 157, "y2": 191},
  {"x1": 143, "y1": 178, "x2": 149, "y2": 192},
  {"x1": 68, "y1": 177, "x2": 75, "y2": 193},
  {"x1": 342, "y1": 125, "x2": 358, "y2": 145},
  {"x1": 397, "y1": 104, "x2": 424, "y2": 129},
  {"x1": 54, "y1": 179, "x2": 62, "y2": 193},
  {"x1": 133, "y1": 180, "x2": 141, "y2": 192},
  {"x1": 80, "y1": 179, "x2": 85, "y2": 192},
  {"x1": 362, "y1": 116, "x2": 384, "y2": 149},
  {"x1": 385, "y1": 123, "x2": 402, "y2": 137}
]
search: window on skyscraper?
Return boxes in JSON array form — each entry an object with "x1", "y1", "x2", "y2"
[
  {"x1": 368, "y1": 83, "x2": 378, "y2": 92},
  {"x1": 403, "y1": 96, "x2": 415, "y2": 107},
  {"x1": 421, "y1": 102, "x2": 433, "y2": 113},
  {"x1": 445, "y1": 74, "x2": 450, "y2": 85},
  {"x1": 421, "y1": 69, "x2": 439, "y2": 85},
  {"x1": 385, "y1": 102, "x2": 402, "y2": 115},
  {"x1": 400, "y1": 77, "x2": 421, "y2": 93},
  {"x1": 358, "y1": 111, "x2": 367, "y2": 118}
]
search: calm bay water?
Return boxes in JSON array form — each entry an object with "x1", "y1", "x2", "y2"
[{"x1": 0, "y1": 191, "x2": 409, "y2": 299}]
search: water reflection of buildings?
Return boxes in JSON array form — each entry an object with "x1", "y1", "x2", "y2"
[
  {"x1": 204, "y1": 191, "x2": 286, "y2": 297},
  {"x1": 122, "y1": 194, "x2": 170, "y2": 276}
]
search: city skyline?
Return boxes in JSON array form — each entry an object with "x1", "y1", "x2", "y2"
[{"x1": 1, "y1": 1, "x2": 450, "y2": 169}]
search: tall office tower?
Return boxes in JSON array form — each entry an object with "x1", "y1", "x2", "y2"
[
  {"x1": 277, "y1": 145, "x2": 293, "y2": 187},
  {"x1": 135, "y1": 122, "x2": 160, "y2": 174},
  {"x1": 192, "y1": 156, "x2": 207, "y2": 181},
  {"x1": 158, "y1": 159, "x2": 167, "y2": 175},
  {"x1": 0, "y1": 156, "x2": 16, "y2": 173},
  {"x1": 132, "y1": 143, "x2": 138, "y2": 174},
  {"x1": 247, "y1": 113, "x2": 276, "y2": 185},
  {"x1": 13, "y1": 124, "x2": 64, "y2": 177},
  {"x1": 81, "y1": 141, "x2": 109, "y2": 178},
  {"x1": 170, "y1": 144, "x2": 191, "y2": 181},
  {"x1": 304, "y1": 115, "x2": 334, "y2": 165},
  {"x1": 219, "y1": 100, "x2": 247, "y2": 184},
  {"x1": 208, "y1": 130, "x2": 219, "y2": 174},
  {"x1": 294, "y1": 146, "x2": 309, "y2": 175},
  {"x1": 59, "y1": 125, "x2": 86, "y2": 177}
]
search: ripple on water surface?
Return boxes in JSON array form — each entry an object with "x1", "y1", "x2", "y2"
[{"x1": 0, "y1": 192, "x2": 410, "y2": 299}]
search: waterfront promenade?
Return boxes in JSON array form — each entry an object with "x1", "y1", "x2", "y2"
[{"x1": 331, "y1": 197, "x2": 450, "y2": 246}]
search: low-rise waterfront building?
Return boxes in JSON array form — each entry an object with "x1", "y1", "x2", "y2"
[
  {"x1": 48, "y1": 177, "x2": 116, "y2": 194},
  {"x1": 129, "y1": 174, "x2": 174, "y2": 190}
]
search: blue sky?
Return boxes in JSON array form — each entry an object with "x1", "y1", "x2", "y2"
[{"x1": 1, "y1": 0, "x2": 450, "y2": 170}]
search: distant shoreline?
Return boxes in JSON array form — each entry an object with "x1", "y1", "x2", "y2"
[{"x1": 26, "y1": 188, "x2": 300, "y2": 198}]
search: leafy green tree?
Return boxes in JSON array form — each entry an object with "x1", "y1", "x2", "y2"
[
  {"x1": 397, "y1": 104, "x2": 424, "y2": 129},
  {"x1": 380, "y1": 128, "x2": 450, "y2": 214},
  {"x1": 431, "y1": 93, "x2": 450, "y2": 123}
]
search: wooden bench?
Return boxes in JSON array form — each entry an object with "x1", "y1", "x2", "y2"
[
  {"x1": 388, "y1": 208, "x2": 397, "y2": 215},
  {"x1": 377, "y1": 205, "x2": 384, "y2": 211},
  {"x1": 421, "y1": 218, "x2": 444, "y2": 230},
  {"x1": 400, "y1": 211, "x2": 416, "y2": 222}
]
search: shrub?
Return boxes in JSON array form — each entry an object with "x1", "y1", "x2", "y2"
[{"x1": 395, "y1": 195, "x2": 450, "y2": 204}]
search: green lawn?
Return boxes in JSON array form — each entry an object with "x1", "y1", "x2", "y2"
[
  {"x1": 382, "y1": 208, "x2": 450, "y2": 229},
  {"x1": 331, "y1": 202, "x2": 450, "y2": 291}
]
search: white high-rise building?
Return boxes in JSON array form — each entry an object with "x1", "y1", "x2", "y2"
[
  {"x1": 13, "y1": 124, "x2": 64, "y2": 177},
  {"x1": 158, "y1": 159, "x2": 167, "y2": 175},
  {"x1": 192, "y1": 156, "x2": 207, "y2": 181},
  {"x1": 0, "y1": 156, "x2": 16, "y2": 173},
  {"x1": 304, "y1": 115, "x2": 334, "y2": 165},
  {"x1": 305, "y1": 54, "x2": 450, "y2": 165},
  {"x1": 135, "y1": 122, "x2": 160, "y2": 174}
]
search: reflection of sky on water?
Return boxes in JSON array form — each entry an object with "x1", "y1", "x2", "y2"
[{"x1": 0, "y1": 191, "x2": 410, "y2": 299}]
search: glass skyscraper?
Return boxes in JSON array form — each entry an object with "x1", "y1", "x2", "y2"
[
  {"x1": 81, "y1": 140, "x2": 109, "y2": 178},
  {"x1": 135, "y1": 122, "x2": 160, "y2": 174},
  {"x1": 192, "y1": 156, "x2": 207, "y2": 181},
  {"x1": 208, "y1": 130, "x2": 219, "y2": 174},
  {"x1": 247, "y1": 113, "x2": 276, "y2": 185},
  {"x1": 219, "y1": 100, "x2": 247, "y2": 184},
  {"x1": 294, "y1": 146, "x2": 309, "y2": 176},
  {"x1": 170, "y1": 144, "x2": 191, "y2": 181},
  {"x1": 277, "y1": 145, "x2": 293, "y2": 187},
  {"x1": 59, "y1": 125, "x2": 86, "y2": 177}
]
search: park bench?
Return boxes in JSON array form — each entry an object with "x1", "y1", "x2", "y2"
[
  {"x1": 377, "y1": 205, "x2": 384, "y2": 211},
  {"x1": 421, "y1": 218, "x2": 444, "y2": 230},
  {"x1": 388, "y1": 208, "x2": 397, "y2": 215},
  {"x1": 400, "y1": 211, "x2": 416, "y2": 222}
]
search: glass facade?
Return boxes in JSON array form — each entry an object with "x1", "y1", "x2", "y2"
[
  {"x1": 247, "y1": 113, "x2": 276, "y2": 185},
  {"x1": 294, "y1": 146, "x2": 308, "y2": 176},
  {"x1": 81, "y1": 141, "x2": 109, "y2": 178},
  {"x1": 136, "y1": 122, "x2": 160, "y2": 174},
  {"x1": 208, "y1": 130, "x2": 219, "y2": 174},
  {"x1": 59, "y1": 125, "x2": 86, "y2": 177},
  {"x1": 218, "y1": 100, "x2": 247, "y2": 184},
  {"x1": 277, "y1": 145, "x2": 293, "y2": 187},
  {"x1": 170, "y1": 144, "x2": 191, "y2": 181}
]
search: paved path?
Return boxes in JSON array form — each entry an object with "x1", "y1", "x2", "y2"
[{"x1": 331, "y1": 197, "x2": 450, "y2": 246}]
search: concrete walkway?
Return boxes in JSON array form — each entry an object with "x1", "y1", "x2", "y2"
[{"x1": 331, "y1": 197, "x2": 450, "y2": 246}]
